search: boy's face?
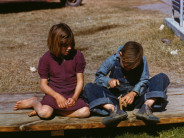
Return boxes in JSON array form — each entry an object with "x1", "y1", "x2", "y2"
[
  {"x1": 120, "y1": 59, "x2": 131, "y2": 71},
  {"x1": 119, "y1": 51, "x2": 131, "y2": 71}
]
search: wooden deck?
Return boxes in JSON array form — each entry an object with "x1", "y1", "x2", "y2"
[{"x1": 0, "y1": 87, "x2": 184, "y2": 135}]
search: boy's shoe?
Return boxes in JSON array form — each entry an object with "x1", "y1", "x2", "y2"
[
  {"x1": 102, "y1": 106, "x2": 128, "y2": 126},
  {"x1": 135, "y1": 104, "x2": 160, "y2": 123}
]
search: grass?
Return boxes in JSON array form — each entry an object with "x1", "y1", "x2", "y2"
[
  {"x1": 0, "y1": 0, "x2": 184, "y2": 92},
  {"x1": 0, "y1": 0, "x2": 184, "y2": 137}
]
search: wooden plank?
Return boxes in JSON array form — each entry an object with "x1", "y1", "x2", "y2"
[
  {"x1": 0, "y1": 87, "x2": 184, "y2": 132},
  {"x1": 0, "y1": 114, "x2": 41, "y2": 132},
  {"x1": 0, "y1": 93, "x2": 44, "y2": 114}
]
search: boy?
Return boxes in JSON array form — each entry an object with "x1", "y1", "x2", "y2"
[{"x1": 84, "y1": 41, "x2": 169, "y2": 125}]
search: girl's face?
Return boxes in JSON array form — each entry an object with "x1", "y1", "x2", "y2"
[
  {"x1": 60, "y1": 31, "x2": 72, "y2": 56},
  {"x1": 61, "y1": 45, "x2": 72, "y2": 56}
]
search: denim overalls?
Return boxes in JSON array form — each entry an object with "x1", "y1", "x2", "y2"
[{"x1": 84, "y1": 58, "x2": 170, "y2": 115}]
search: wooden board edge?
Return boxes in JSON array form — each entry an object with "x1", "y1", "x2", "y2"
[
  {"x1": 15, "y1": 117, "x2": 184, "y2": 132},
  {"x1": 0, "y1": 126, "x2": 20, "y2": 132}
]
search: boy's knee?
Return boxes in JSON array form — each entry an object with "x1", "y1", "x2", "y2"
[
  {"x1": 158, "y1": 73, "x2": 170, "y2": 84},
  {"x1": 84, "y1": 83, "x2": 94, "y2": 91},
  {"x1": 84, "y1": 83, "x2": 95, "y2": 97}
]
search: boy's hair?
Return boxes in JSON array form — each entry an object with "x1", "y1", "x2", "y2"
[
  {"x1": 47, "y1": 23, "x2": 75, "y2": 58},
  {"x1": 120, "y1": 41, "x2": 143, "y2": 70}
]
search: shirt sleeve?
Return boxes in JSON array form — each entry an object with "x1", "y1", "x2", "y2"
[
  {"x1": 132, "y1": 56, "x2": 150, "y2": 96},
  {"x1": 38, "y1": 56, "x2": 49, "y2": 79},
  {"x1": 76, "y1": 51, "x2": 86, "y2": 73},
  {"x1": 95, "y1": 55, "x2": 116, "y2": 87}
]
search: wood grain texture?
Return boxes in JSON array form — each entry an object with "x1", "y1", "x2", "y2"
[{"x1": 0, "y1": 87, "x2": 184, "y2": 132}]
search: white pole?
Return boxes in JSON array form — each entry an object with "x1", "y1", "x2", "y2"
[
  {"x1": 180, "y1": 0, "x2": 183, "y2": 26},
  {"x1": 172, "y1": 0, "x2": 174, "y2": 20}
]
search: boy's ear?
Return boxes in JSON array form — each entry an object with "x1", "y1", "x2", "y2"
[{"x1": 119, "y1": 51, "x2": 122, "y2": 57}]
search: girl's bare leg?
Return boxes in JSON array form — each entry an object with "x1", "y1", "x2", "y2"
[
  {"x1": 31, "y1": 101, "x2": 54, "y2": 119},
  {"x1": 13, "y1": 97, "x2": 54, "y2": 119},
  {"x1": 13, "y1": 97, "x2": 38, "y2": 110},
  {"x1": 56, "y1": 107, "x2": 90, "y2": 118},
  {"x1": 28, "y1": 110, "x2": 37, "y2": 117}
]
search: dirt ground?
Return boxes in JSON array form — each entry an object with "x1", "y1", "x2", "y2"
[{"x1": 0, "y1": 0, "x2": 184, "y2": 93}]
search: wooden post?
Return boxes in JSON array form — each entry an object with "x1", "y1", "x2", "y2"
[{"x1": 51, "y1": 130, "x2": 64, "y2": 136}]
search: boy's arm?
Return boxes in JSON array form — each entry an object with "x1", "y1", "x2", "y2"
[
  {"x1": 95, "y1": 55, "x2": 116, "y2": 88},
  {"x1": 121, "y1": 56, "x2": 149, "y2": 104},
  {"x1": 132, "y1": 56, "x2": 150, "y2": 96}
]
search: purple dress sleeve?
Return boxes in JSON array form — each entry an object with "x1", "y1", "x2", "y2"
[
  {"x1": 76, "y1": 51, "x2": 86, "y2": 73},
  {"x1": 38, "y1": 52, "x2": 49, "y2": 79}
]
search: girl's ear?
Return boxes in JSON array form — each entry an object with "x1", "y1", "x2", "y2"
[{"x1": 119, "y1": 51, "x2": 122, "y2": 57}]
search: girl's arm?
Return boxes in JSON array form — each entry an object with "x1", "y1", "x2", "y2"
[
  {"x1": 72, "y1": 73, "x2": 84, "y2": 101},
  {"x1": 67, "y1": 73, "x2": 84, "y2": 106},
  {"x1": 40, "y1": 79, "x2": 68, "y2": 109}
]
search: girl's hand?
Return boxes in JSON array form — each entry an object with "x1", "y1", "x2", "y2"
[
  {"x1": 56, "y1": 95, "x2": 68, "y2": 109},
  {"x1": 67, "y1": 98, "x2": 76, "y2": 107}
]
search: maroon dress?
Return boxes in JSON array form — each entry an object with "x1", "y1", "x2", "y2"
[{"x1": 38, "y1": 49, "x2": 88, "y2": 111}]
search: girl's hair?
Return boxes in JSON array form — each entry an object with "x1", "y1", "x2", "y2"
[
  {"x1": 120, "y1": 41, "x2": 143, "y2": 70},
  {"x1": 47, "y1": 23, "x2": 75, "y2": 58}
]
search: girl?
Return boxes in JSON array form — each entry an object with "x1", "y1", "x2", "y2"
[{"x1": 14, "y1": 23, "x2": 90, "y2": 119}]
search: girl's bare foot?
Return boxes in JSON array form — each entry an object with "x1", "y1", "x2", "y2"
[
  {"x1": 28, "y1": 110, "x2": 37, "y2": 117},
  {"x1": 13, "y1": 97, "x2": 38, "y2": 110}
]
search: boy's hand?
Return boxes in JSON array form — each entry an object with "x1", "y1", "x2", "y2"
[
  {"x1": 121, "y1": 91, "x2": 137, "y2": 105},
  {"x1": 109, "y1": 79, "x2": 120, "y2": 88}
]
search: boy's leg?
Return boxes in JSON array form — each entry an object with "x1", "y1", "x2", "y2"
[
  {"x1": 135, "y1": 73, "x2": 170, "y2": 122},
  {"x1": 83, "y1": 83, "x2": 116, "y2": 115},
  {"x1": 84, "y1": 83, "x2": 127, "y2": 125},
  {"x1": 146, "y1": 73, "x2": 170, "y2": 103},
  {"x1": 102, "y1": 104, "x2": 115, "y2": 112}
]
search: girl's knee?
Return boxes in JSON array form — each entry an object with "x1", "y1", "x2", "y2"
[
  {"x1": 78, "y1": 107, "x2": 90, "y2": 118},
  {"x1": 38, "y1": 107, "x2": 53, "y2": 119}
]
